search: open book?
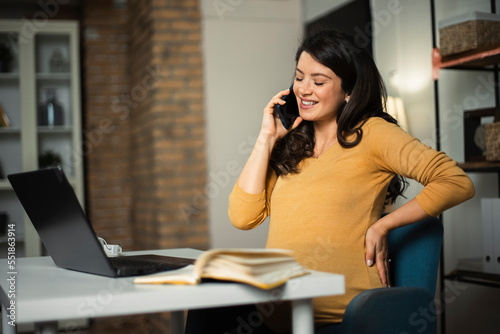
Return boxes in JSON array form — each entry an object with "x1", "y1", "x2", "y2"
[{"x1": 133, "y1": 248, "x2": 309, "y2": 290}]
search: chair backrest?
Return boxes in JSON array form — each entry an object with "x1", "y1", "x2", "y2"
[{"x1": 388, "y1": 216, "x2": 443, "y2": 295}]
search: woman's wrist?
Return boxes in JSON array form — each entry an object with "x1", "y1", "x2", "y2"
[
  {"x1": 376, "y1": 198, "x2": 432, "y2": 233},
  {"x1": 371, "y1": 216, "x2": 391, "y2": 236},
  {"x1": 256, "y1": 130, "x2": 278, "y2": 155}
]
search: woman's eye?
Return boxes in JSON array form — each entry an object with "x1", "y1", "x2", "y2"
[
  {"x1": 315, "y1": 82, "x2": 324, "y2": 86},
  {"x1": 294, "y1": 77, "x2": 303, "y2": 82}
]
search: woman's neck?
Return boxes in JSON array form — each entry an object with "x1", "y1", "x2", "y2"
[{"x1": 313, "y1": 121, "x2": 338, "y2": 158}]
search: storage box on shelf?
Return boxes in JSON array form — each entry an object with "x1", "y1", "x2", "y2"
[
  {"x1": 439, "y1": 11, "x2": 500, "y2": 58},
  {"x1": 0, "y1": 20, "x2": 83, "y2": 257},
  {"x1": 485, "y1": 121, "x2": 500, "y2": 162}
]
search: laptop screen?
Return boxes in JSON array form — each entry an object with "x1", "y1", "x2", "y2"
[{"x1": 8, "y1": 167, "x2": 117, "y2": 276}]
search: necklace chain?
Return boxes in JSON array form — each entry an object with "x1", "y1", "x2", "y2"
[{"x1": 313, "y1": 136, "x2": 337, "y2": 158}]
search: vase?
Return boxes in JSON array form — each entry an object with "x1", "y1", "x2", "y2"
[{"x1": 39, "y1": 88, "x2": 64, "y2": 127}]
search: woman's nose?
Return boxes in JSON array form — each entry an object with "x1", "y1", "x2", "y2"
[{"x1": 298, "y1": 82, "x2": 311, "y2": 95}]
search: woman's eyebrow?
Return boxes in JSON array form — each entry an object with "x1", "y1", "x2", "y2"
[{"x1": 295, "y1": 68, "x2": 332, "y2": 80}]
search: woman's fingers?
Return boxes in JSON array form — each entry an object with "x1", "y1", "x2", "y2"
[
  {"x1": 375, "y1": 251, "x2": 390, "y2": 287},
  {"x1": 290, "y1": 116, "x2": 303, "y2": 130},
  {"x1": 265, "y1": 88, "x2": 290, "y2": 112},
  {"x1": 365, "y1": 224, "x2": 391, "y2": 287}
]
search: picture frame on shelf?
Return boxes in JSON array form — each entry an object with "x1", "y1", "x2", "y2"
[{"x1": 464, "y1": 108, "x2": 499, "y2": 162}]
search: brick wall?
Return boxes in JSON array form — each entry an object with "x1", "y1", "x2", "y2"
[
  {"x1": 83, "y1": 0, "x2": 208, "y2": 253},
  {"x1": 128, "y1": 0, "x2": 208, "y2": 252},
  {"x1": 83, "y1": 0, "x2": 134, "y2": 249}
]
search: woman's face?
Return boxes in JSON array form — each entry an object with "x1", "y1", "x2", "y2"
[{"x1": 293, "y1": 51, "x2": 348, "y2": 124}]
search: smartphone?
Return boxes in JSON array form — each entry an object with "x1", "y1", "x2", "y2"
[{"x1": 274, "y1": 84, "x2": 299, "y2": 130}]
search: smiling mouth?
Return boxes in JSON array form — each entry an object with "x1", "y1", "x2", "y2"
[{"x1": 301, "y1": 100, "x2": 318, "y2": 106}]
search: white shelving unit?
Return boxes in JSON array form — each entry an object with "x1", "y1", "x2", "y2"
[{"x1": 0, "y1": 20, "x2": 84, "y2": 257}]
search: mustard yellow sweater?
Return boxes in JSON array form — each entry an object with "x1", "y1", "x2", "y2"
[{"x1": 228, "y1": 117, "x2": 474, "y2": 327}]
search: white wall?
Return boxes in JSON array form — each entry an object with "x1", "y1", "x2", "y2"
[
  {"x1": 371, "y1": 0, "x2": 500, "y2": 333},
  {"x1": 201, "y1": 0, "x2": 303, "y2": 248}
]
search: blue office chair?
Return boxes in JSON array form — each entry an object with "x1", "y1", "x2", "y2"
[{"x1": 338, "y1": 216, "x2": 443, "y2": 334}]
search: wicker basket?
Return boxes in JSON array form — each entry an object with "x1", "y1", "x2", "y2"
[
  {"x1": 439, "y1": 12, "x2": 500, "y2": 57},
  {"x1": 485, "y1": 122, "x2": 500, "y2": 161}
]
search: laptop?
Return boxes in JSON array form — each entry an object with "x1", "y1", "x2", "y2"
[{"x1": 7, "y1": 166, "x2": 195, "y2": 277}]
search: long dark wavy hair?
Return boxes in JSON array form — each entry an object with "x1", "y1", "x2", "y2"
[{"x1": 270, "y1": 29, "x2": 407, "y2": 204}]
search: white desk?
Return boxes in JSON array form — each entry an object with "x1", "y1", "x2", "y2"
[{"x1": 0, "y1": 248, "x2": 344, "y2": 334}]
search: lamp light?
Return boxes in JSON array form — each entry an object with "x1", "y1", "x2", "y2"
[{"x1": 386, "y1": 96, "x2": 409, "y2": 133}]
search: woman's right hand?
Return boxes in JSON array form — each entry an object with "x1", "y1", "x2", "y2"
[
  {"x1": 236, "y1": 89, "x2": 302, "y2": 194},
  {"x1": 261, "y1": 88, "x2": 302, "y2": 142}
]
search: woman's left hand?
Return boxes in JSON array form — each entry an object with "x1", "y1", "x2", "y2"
[{"x1": 365, "y1": 222, "x2": 391, "y2": 287}]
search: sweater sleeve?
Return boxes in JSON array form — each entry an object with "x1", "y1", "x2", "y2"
[
  {"x1": 366, "y1": 118, "x2": 475, "y2": 217},
  {"x1": 228, "y1": 168, "x2": 278, "y2": 230}
]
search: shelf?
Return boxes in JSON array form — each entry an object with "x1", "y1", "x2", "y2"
[
  {"x1": 36, "y1": 72, "x2": 71, "y2": 81},
  {"x1": 432, "y1": 46, "x2": 500, "y2": 79},
  {"x1": 37, "y1": 125, "x2": 73, "y2": 134},
  {"x1": 0, "y1": 20, "x2": 83, "y2": 258},
  {"x1": 0, "y1": 72, "x2": 19, "y2": 81},
  {"x1": 445, "y1": 269, "x2": 500, "y2": 289},
  {"x1": 459, "y1": 161, "x2": 500, "y2": 173},
  {"x1": 430, "y1": 2, "x2": 500, "y2": 332},
  {"x1": 0, "y1": 128, "x2": 21, "y2": 134},
  {"x1": 446, "y1": 258, "x2": 500, "y2": 289}
]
